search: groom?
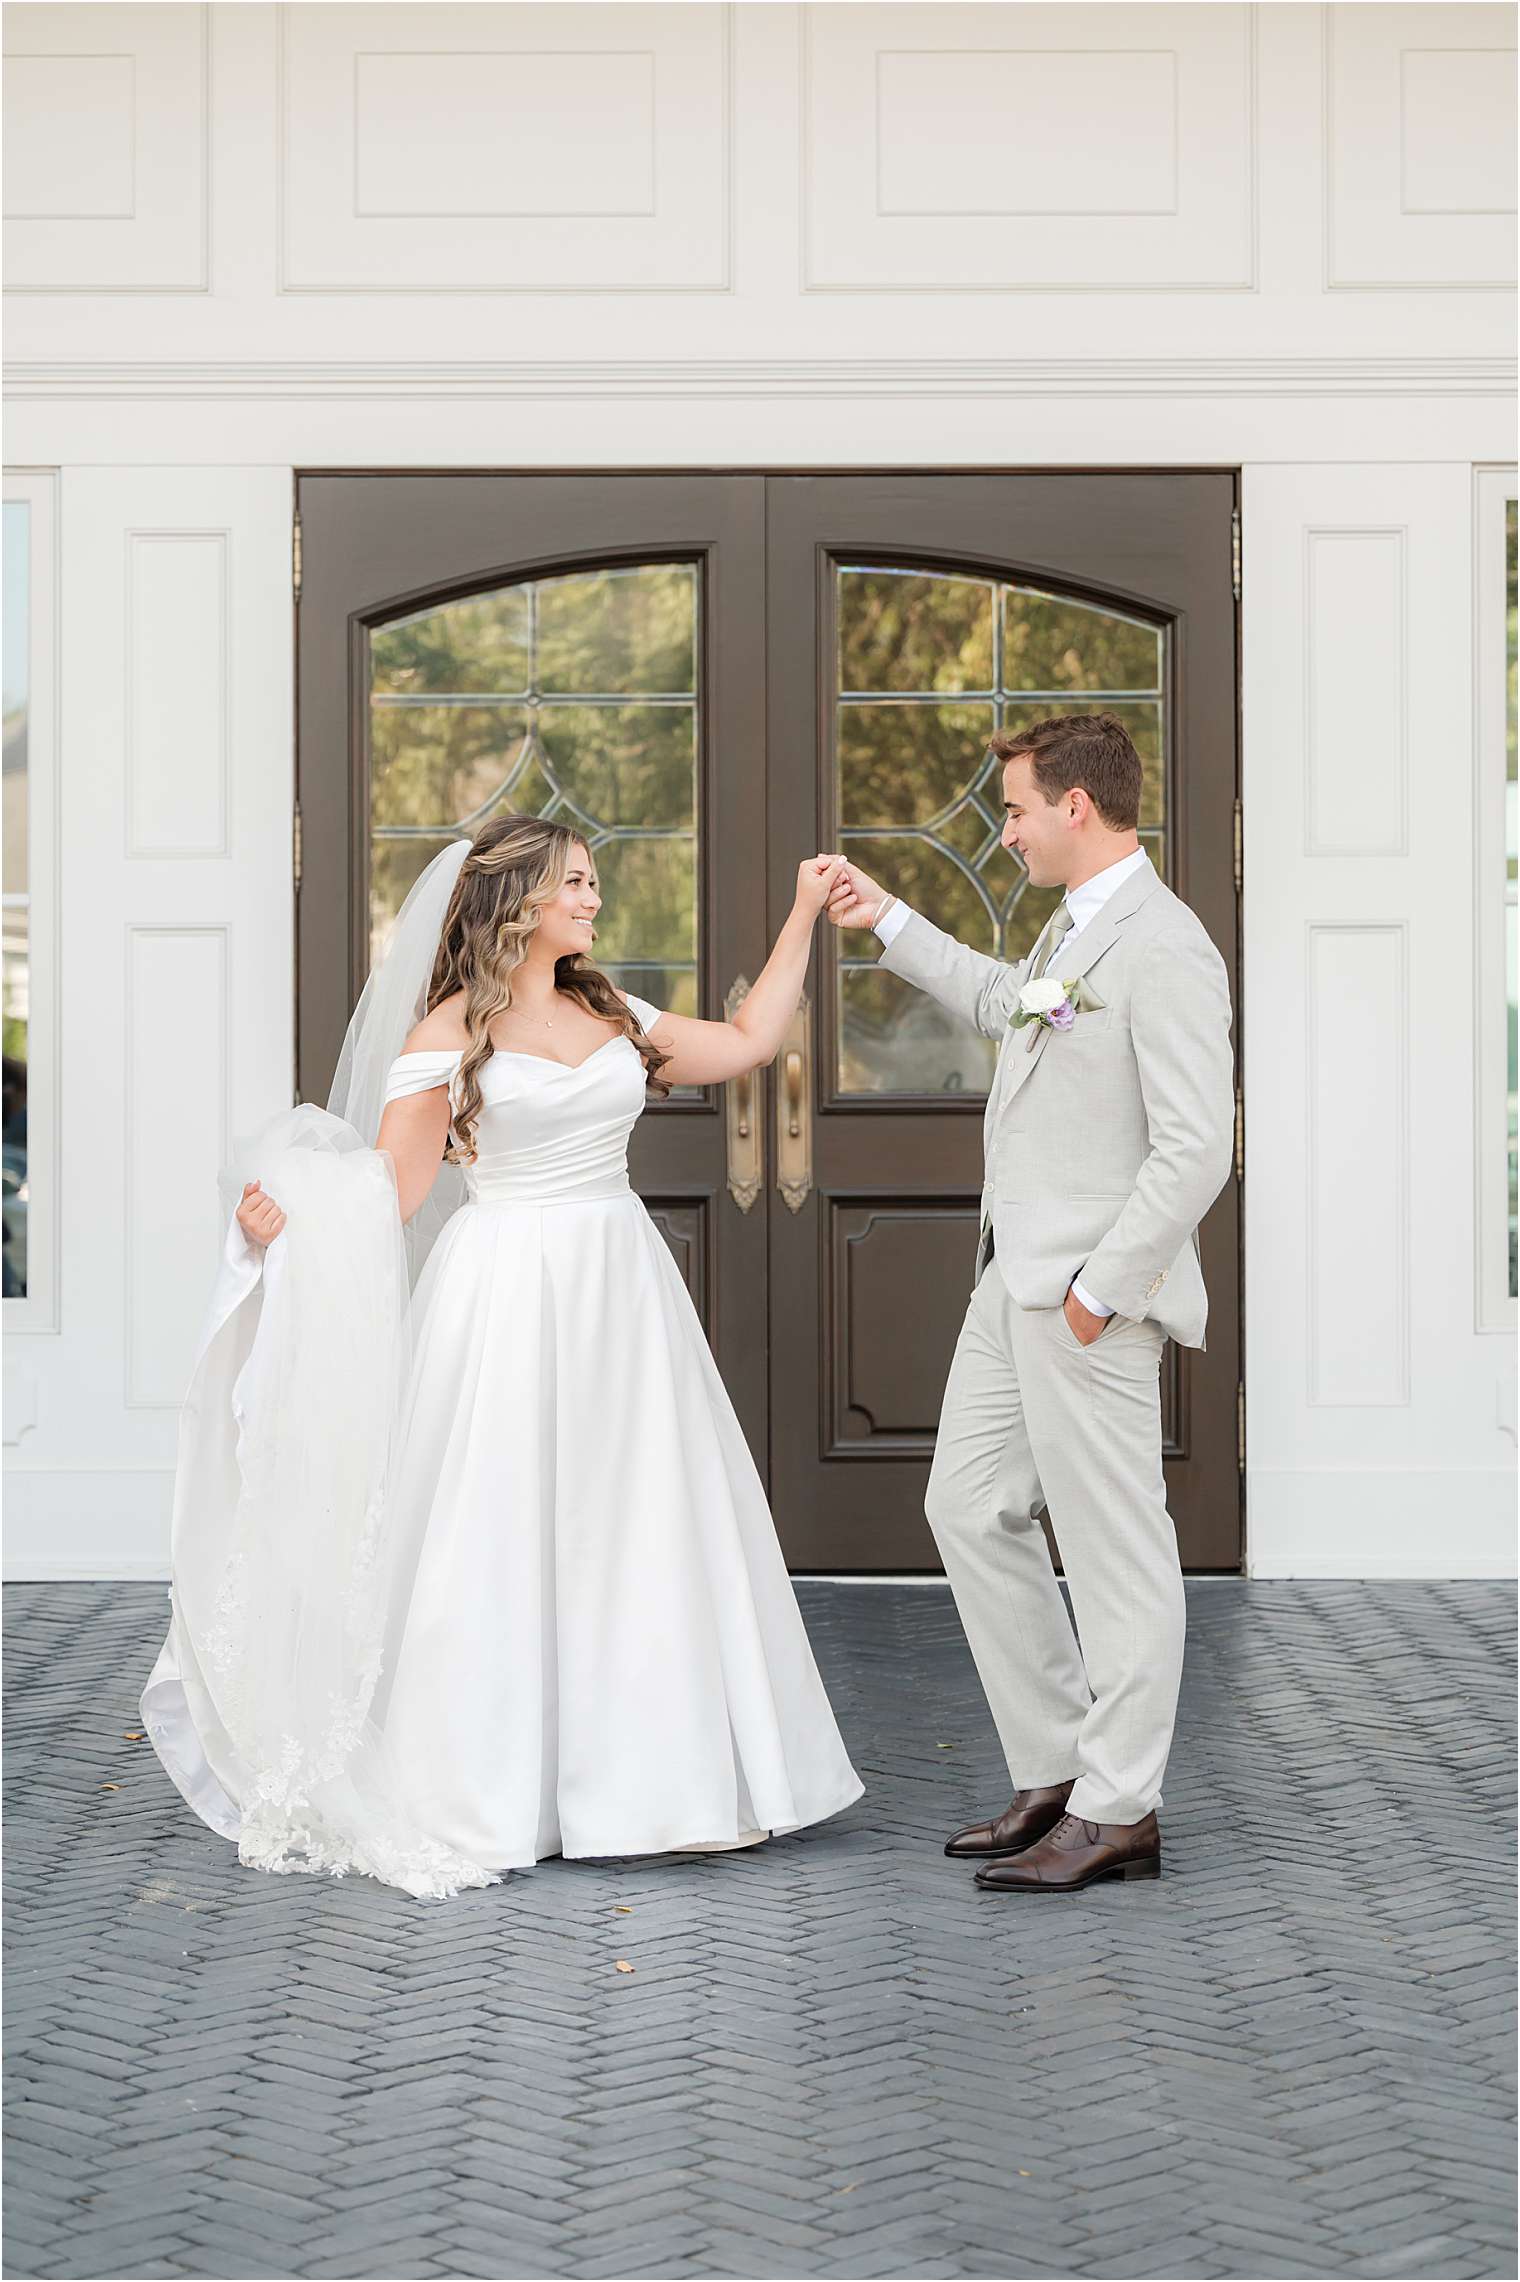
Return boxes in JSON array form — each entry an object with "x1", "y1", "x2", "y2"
[{"x1": 827, "y1": 713, "x2": 1234, "y2": 1892}]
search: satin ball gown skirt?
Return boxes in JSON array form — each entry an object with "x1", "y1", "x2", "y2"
[
  {"x1": 143, "y1": 1009, "x2": 863, "y2": 1896},
  {"x1": 371, "y1": 1181, "x2": 865, "y2": 1868}
]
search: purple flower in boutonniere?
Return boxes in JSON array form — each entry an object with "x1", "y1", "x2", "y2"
[{"x1": 1010, "y1": 974, "x2": 1106, "y2": 1051}]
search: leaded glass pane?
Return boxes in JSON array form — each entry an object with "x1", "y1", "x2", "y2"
[
  {"x1": 840, "y1": 570, "x2": 994, "y2": 693},
  {"x1": 1001, "y1": 587, "x2": 1162, "y2": 694},
  {"x1": 538, "y1": 704, "x2": 694, "y2": 831},
  {"x1": 536, "y1": 566, "x2": 695, "y2": 695},
  {"x1": 835, "y1": 563, "x2": 1167, "y2": 1095},
  {"x1": 2, "y1": 498, "x2": 29, "y2": 1296},
  {"x1": 371, "y1": 705, "x2": 531, "y2": 829},
  {"x1": 368, "y1": 564, "x2": 699, "y2": 1030},
  {"x1": 371, "y1": 590, "x2": 530, "y2": 698},
  {"x1": 840, "y1": 703, "x2": 996, "y2": 827}
]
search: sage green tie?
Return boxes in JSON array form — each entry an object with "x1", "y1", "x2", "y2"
[
  {"x1": 1021, "y1": 904, "x2": 1076, "y2": 1052},
  {"x1": 1030, "y1": 902, "x2": 1075, "y2": 983}
]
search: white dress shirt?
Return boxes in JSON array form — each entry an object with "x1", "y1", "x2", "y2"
[{"x1": 871, "y1": 845, "x2": 1151, "y2": 1318}]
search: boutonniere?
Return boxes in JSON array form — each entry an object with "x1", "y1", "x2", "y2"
[{"x1": 1010, "y1": 975, "x2": 1106, "y2": 1052}]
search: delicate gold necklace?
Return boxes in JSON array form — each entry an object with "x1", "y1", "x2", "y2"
[{"x1": 505, "y1": 992, "x2": 557, "y2": 1031}]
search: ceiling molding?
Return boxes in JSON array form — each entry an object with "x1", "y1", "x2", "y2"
[{"x1": 4, "y1": 356, "x2": 1514, "y2": 402}]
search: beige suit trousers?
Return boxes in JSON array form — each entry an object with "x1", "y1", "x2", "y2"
[{"x1": 925, "y1": 1244, "x2": 1186, "y2": 1826}]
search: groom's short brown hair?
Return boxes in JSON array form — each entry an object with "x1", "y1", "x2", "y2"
[{"x1": 989, "y1": 712, "x2": 1143, "y2": 833}]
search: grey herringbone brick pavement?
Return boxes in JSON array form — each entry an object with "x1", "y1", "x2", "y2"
[{"x1": 4, "y1": 1579, "x2": 1515, "y2": 2282}]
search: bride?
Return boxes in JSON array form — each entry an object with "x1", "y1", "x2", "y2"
[{"x1": 142, "y1": 815, "x2": 864, "y2": 1899}]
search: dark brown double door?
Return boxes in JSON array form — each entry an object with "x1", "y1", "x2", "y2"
[{"x1": 297, "y1": 472, "x2": 1241, "y2": 1573}]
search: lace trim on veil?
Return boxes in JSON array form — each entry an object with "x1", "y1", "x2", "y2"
[{"x1": 147, "y1": 839, "x2": 498, "y2": 1900}]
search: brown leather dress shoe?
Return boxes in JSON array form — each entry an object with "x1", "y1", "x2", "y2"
[
  {"x1": 943, "y1": 1780, "x2": 1076, "y2": 1860},
  {"x1": 974, "y1": 1810, "x2": 1161, "y2": 1891}
]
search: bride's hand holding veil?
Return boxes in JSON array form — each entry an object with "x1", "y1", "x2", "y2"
[
  {"x1": 140, "y1": 833, "x2": 500, "y2": 1903},
  {"x1": 234, "y1": 1179, "x2": 286, "y2": 1250}
]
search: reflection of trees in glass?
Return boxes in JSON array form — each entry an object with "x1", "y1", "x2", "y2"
[
  {"x1": 839, "y1": 572, "x2": 993, "y2": 693},
  {"x1": 2, "y1": 497, "x2": 29, "y2": 1295},
  {"x1": 367, "y1": 565, "x2": 698, "y2": 1015},
  {"x1": 1001, "y1": 587, "x2": 1161, "y2": 694},
  {"x1": 835, "y1": 565, "x2": 1167, "y2": 1095}
]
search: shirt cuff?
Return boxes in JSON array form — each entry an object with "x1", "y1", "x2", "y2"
[
  {"x1": 1070, "y1": 1274, "x2": 1114, "y2": 1318},
  {"x1": 873, "y1": 896, "x2": 914, "y2": 948}
]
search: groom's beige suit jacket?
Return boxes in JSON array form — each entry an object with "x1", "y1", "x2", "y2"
[{"x1": 875, "y1": 853, "x2": 1234, "y2": 1351}]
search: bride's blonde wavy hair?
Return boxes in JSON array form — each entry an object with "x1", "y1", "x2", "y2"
[{"x1": 424, "y1": 813, "x2": 674, "y2": 1165}]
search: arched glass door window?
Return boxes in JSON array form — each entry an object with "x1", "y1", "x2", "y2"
[
  {"x1": 367, "y1": 563, "x2": 700, "y2": 1018},
  {"x1": 834, "y1": 565, "x2": 1167, "y2": 1096}
]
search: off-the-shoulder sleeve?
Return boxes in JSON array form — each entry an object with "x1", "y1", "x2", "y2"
[
  {"x1": 621, "y1": 991, "x2": 664, "y2": 1034},
  {"x1": 383, "y1": 1048, "x2": 462, "y2": 1105}
]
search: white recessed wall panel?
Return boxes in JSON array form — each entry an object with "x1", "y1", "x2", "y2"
[
  {"x1": 1304, "y1": 528, "x2": 1406, "y2": 856},
  {"x1": 1327, "y1": 4, "x2": 1516, "y2": 288},
  {"x1": 3, "y1": 55, "x2": 136, "y2": 219},
  {"x1": 1306, "y1": 925, "x2": 1408, "y2": 1406},
  {"x1": 874, "y1": 48, "x2": 1177, "y2": 217},
  {"x1": 280, "y1": 3, "x2": 730, "y2": 290},
  {"x1": 1401, "y1": 49, "x2": 1516, "y2": 216},
  {"x1": 2, "y1": 3, "x2": 207, "y2": 291},
  {"x1": 354, "y1": 49, "x2": 656, "y2": 218},
  {"x1": 804, "y1": 2, "x2": 1254, "y2": 290},
  {"x1": 125, "y1": 926, "x2": 229, "y2": 1408},
  {"x1": 127, "y1": 531, "x2": 229, "y2": 856}
]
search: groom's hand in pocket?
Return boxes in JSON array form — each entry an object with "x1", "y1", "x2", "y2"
[{"x1": 1063, "y1": 1282, "x2": 1109, "y2": 1347}]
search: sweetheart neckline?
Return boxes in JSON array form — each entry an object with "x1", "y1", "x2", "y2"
[
  {"x1": 396, "y1": 1035, "x2": 630, "y2": 1078},
  {"x1": 494, "y1": 1036, "x2": 627, "y2": 1075}
]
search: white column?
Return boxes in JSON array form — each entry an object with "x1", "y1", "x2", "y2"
[
  {"x1": 1242, "y1": 461, "x2": 1516, "y2": 1577},
  {"x1": 3, "y1": 467, "x2": 292, "y2": 1578}
]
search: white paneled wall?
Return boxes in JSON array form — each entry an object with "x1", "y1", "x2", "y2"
[
  {"x1": 803, "y1": 3, "x2": 1256, "y2": 293},
  {"x1": 2, "y1": 4, "x2": 1515, "y2": 1576},
  {"x1": 1326, "y1": 4, "x2": 1517, "y2": 290},
  {"x1": 2, "y1": 3, "x2": 209, "y2": 292},
  {"x1": 1243, "y1": 464, "x2": 1514, "y2": 1576},
  {"x1": 279, "y1": 3, "x2": 731, "y2": 293},
  {"x1": 4, "y1": 3, "x2": 1513, "y2": 368},
  {"x1": 3, "y1": 471, "x2": 291, "y2": 1577}
]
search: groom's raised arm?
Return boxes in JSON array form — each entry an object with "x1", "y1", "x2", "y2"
[{"x1": 872, "y1": 899, "x2": 1031, "y2": 1040}]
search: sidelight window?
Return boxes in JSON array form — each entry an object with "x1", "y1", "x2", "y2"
[{"x1": 1475, "y1": 470, "x2": 1518, "y2": 1327}]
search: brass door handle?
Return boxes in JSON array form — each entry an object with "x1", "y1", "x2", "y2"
[
  {"x1": 784, "y1": 1050, "x2": 803, "y2": 1137},
  {"x1": 724, "y1": 974, "x2": 761, "y2": 1211},
  {"x1": 776, "y1": 994, "x2": 812, "y2": 1213}
]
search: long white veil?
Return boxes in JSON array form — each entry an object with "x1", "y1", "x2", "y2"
[
  {"x1": 327, "y1": 838, "x2": 471, "y2": 1284},
  {"x1": 141, "y1": 837, "x2": 501, "y2": 1899}
]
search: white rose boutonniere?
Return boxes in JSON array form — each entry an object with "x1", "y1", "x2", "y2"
[{"x1": 1010, "y1": 974, "x2": 1107, "y2": 1052}]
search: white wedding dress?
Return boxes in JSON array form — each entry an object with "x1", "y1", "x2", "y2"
[{"x1": 143, "y1": 988, "x2": 863, "y2": 1891}]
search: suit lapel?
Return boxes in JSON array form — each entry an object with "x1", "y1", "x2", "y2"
[
  {"x1": 1053, "y1": 857, "x2": 1160, "y2": 986},
  {"x1": 998, "y1": 855, "x2": 1162, "y2": 1108}
]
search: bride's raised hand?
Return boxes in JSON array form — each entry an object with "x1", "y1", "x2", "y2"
[
  {"x1": 793, "y1": 852, "x2": 849, "y2": 921},
  {"x1": 824, "y1": 859, "x2": 888, "y2": 930},
  {"x1": 236, "y1": 1178, "x2": 287, "y2": 1250}
]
